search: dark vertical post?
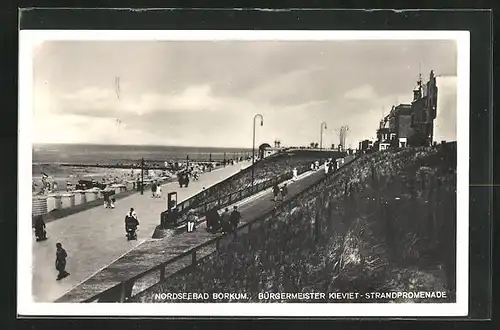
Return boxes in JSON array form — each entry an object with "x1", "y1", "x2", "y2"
[
  {"x1": 160, "y1": 266, "x2": 165, "y2": 281},
  {"x1": 192, "y1": 250, "x2": 197, "y2": 267},
  {"x1": 223, "y1": 152, "x2": 226, "y2": 167},
  {"x1": 119, "y1": 282, "x2": 127, "y2": 302},
  {"x1": 140, "y1": 158, "x2": 144, "y2": 195},
  {"x1": 186, "y1": 155, "x2": 189, "y2": 169},
  {"x1": 320, "y1": 122, "x2": 327, "y2": 150},
  {"x1": 315, "y1": 197, "x2": 321, "y2": 243},
  {"x1": 252, "y1": 114, "x2": 263, "y2": 188}
]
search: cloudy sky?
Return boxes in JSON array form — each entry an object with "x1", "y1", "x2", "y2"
[{"x1": 32, "y1": 40, "x2": 457, "y2": 148}]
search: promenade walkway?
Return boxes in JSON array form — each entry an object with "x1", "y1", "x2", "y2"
[
  {"x1": 32, "y1": 161, "x2": 251, "y2": 302},
  {"x1": 57, "y1": 168, "x2": 325, "y2": 302}
]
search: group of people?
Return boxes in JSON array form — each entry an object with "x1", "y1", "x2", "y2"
[
  {"x1": 324, "y1": 158, "x2": 338, "y2": 175},
  {"x1": 33, "y1": 176, "x2": 58, "y2": 195},
  {"x1": 205, "y1": 205, "x2": 242, "y2": 238},
  {"x1": 176, "y1": 165, "x2": 206, "y2": 188},
  {"x1": 32, "y1": 215, "x2": 70, "y2": 281},
  {"x1": 310, "y1": 160, "x2": 321, "y2": 171},
  {"x1": 177, "y1": 171, "x2": 191, "y2": 188},
  {"x1": 151, "y1": 181, "x2": 163, "y2": 198},
  {"x1": 309, "y1": 158, "x2": 338, "y2": 175},
  {"x1": 103, "y1": 190, "x2": 116, "y2": 209}
]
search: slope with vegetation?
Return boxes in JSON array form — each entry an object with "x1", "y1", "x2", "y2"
[{"x1": 135, "y1": 143, "x2": 456, "y2": 303}]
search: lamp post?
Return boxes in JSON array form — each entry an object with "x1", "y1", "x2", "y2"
[
  {"x1": 252, "y1": 114, "x2": 264, "y2": 188},
  {"x1": 140, "y1": 157, "x2": 144, "y2": 195},
  {"x1": 320, "y1": 122, "x2": 327, "y2": 150}
]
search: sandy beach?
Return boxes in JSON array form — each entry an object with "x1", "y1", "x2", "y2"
[{"x1": 32, "y1": 164, "x2": 173, "y2": 195}]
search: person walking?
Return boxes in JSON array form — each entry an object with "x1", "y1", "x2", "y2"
[
  {"x1": 55, "y1": 243, "x2": 70, "y2": 280},
  {"x1": 277, "y1": 186, "x2": 284, "y2": 203},
  {"x1": 272, "y1": 183, "x2": 279, "y2": 202},
  {"x1": 229, "y1": 205, "x2": 242, "y2": 239},
  {"x1": 186, "y1": 210, "x2": 198, "y2": 232},
  {"x1": 33, "y1": 215, "x2": 47, "y2": 241},
  {"x1": 292, "y1": 167, "x2": 298, "y2": 181},
  {"x1": 125, "y1": 208, "x2": 140, "y2": 239},
  {"x1": 156, "y1": 184, "x2": 162, "y2": 198},
  {"x1": 177, "y1": 172, "x2": 183, "y2": 188},
  {"x1": 205, "y1": 208, "x2": 221, "y2": 233},
  {"x1": 281, "y1": 183, "x2": 288, "y2": 200},
  {"x1": 151, "y1": 181, "x2": 157, "y2": 198},
  {"x1": 103, "y1": 191, "x2": 111, "y2": 209},
  {"x1": 220, "y1": 207, "x2": 232, "y2": 234}
]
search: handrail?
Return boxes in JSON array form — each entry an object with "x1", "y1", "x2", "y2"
[
  {"x1": 78, "y1": 155, "x2": 357, "y2": 303},
  {"x1": 160, "y1": 161, "x2": 312, "y2": 226},
  {"x1": 167, "y1": 152, "x2": 318, "y2": 213}
]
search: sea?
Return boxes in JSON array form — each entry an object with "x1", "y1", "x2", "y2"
[
  {"x1": 33, "y1": 143, "x2": 253, "y2": 165},
  {"x1": 32, "y1": 143, "x2": 253, "y2": 180}
]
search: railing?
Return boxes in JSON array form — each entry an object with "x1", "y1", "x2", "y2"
[
  {"x1": 160, "y1": 162, "x2": 311, "y2": 227},
  {"x1": 81, "y1": 156, "x2": 357, "y2": 303}
]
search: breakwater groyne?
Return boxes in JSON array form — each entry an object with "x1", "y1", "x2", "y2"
[{"x1": 58, "y1": 161, "x2": 227, "y2": 171}]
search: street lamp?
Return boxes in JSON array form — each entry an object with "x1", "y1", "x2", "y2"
[
  {"x1": 140, "y1": 157, "x2": 145, "y2": 195},
  {"x1": 320, "y1": 122, "x2": 327, "y2": 150},
  {"x1": 252, "y1": 114, "x2": 264, "y2": 188}
]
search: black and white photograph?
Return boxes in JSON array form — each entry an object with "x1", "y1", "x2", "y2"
[{"x1": 18, "y1": 30, "x2": 470, "y2": 317}]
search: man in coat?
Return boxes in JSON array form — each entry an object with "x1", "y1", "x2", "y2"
[{"x1": 55, "y1": 242, "x2": 70, "y2": 280}]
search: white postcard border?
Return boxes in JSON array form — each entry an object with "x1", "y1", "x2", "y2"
[{"x1": 18, "y1": 30, "x2": 470, "y2": 317}]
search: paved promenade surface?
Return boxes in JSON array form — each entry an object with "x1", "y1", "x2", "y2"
[
  {"x1": 32, "y1": 161, "x2": 251, "y2": 302},
  {"x1": 57, "y1": 168, "x2": 325, "y2": 302}
]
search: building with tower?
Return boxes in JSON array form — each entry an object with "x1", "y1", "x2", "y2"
[{"x1": 372, "y1": 70, "x2": 438, "y2": 151}]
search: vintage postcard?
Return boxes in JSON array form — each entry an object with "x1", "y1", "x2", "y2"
[{"x1": 18, "y1": 30, "x2": 469, "y2": 317}]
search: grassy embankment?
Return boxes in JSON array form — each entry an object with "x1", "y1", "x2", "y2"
[{"x1": 134, "y1": 143, "x2": 456, "y2": 303}]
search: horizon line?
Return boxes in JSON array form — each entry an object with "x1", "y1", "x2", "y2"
[{"x1": 32, "y1": 142, "x2": 258, "y2": 150}]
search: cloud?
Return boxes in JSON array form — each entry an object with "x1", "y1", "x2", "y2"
[
  {"x1": 31, "y1": 40, "x2": 458, "y2": 147},
  {"x1": 34, "y1": 81, "x2": 333, "y2": 147},
  {"x1": 51, "y1": 83, "x2": 233, "y2": 117},
  {"x1": 33, "y1": 76, "x2": 457, "y2": 147},
  {"x1": 343, "y1": 84, "x2": 378, "y2": 100}
]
